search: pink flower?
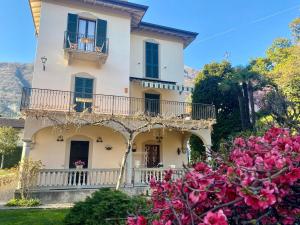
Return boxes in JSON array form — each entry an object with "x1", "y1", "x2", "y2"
[
  {"x1": 202, "y1": 210, "x2": 228, "y2": 225},
  {"x1": 189, "y1": 191, "x2": 207, "y2": 204},
  {"x1": 286, "y1": 168, "x2": 300, "y2": 183},
  {"x1": 127, "y1": 216, "x2": 147, "y2": 225},
  {"x1": 234, "y1": 137, "x2": 246, "y2": 147}
]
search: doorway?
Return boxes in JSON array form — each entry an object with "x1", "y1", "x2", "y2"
[
  {"x1": 145, "y1": 93, "x2": 160, "y2": 116},
  {"x1": 78, "y1": 18, "x2": 96, "y2": 51},
  {"x1": 145, "y1": 144, "x2": 160, "y2": 168},
  {"x1": 69, "y1": 141, "x2": 89, "y2": 168}
]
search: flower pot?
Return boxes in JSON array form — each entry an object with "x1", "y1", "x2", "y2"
[{"x1": 76, "y1": 165, "x2": 83, "y2": 170}]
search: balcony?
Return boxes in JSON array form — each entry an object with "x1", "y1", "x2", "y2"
[
  {"x1": 63, "y1": 31, "x2": 109, "y2": 65},
  {"x1": 20, "y1": 88, "x2": 216, "y2": 121}
]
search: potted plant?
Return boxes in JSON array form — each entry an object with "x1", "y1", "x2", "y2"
[{"x1": 74, "y1": 160, "x2": 85, "y2": 169}]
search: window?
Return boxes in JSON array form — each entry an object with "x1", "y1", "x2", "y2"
[
  {"x1": 66, "y1": 13, "x2": 107, "y2": 52},
  {"x1": 145, "y1": 42, "x2": 159, "y2": 78},
  {"x1": 74, "y1": 77, "x2": 94, "y2": 112},
  {"x1": 78, "y1": 18, "x2": 96, "y2": 51}
]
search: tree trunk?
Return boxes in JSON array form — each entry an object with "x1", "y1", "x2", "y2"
[
  {"x1": 116, "y1": 138, "x2": 132, "y2": 190},
  {"x1": 0, "y1": 154, "x2": 4, "y2": 169},
  {"x1": 248, "y1": 82, "x2": 256, "y2": 129},
  {"x1": 242, "y1": 82, "x2": 251, "y2": 129},
  {"x1": 238, "y1": 95, "x2": 246, "y2": 130}
]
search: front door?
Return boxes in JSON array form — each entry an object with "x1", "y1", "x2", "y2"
[
  {"x1": 145, "y1": 93, "x2": 160, "y2": 116},
  {"x1": 74, "y1": 77, "x2": 94, "y2": 112},
  {"x1": 145, "y1": 144, "x2": 160, "y2": 168},
  {"x1": 69, "y1": 141, "x2": 89, "y2": 169}
]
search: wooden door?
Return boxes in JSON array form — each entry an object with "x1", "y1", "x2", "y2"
[{"x1": 145, "y1": 144, "x2": 160, "y2": 168}]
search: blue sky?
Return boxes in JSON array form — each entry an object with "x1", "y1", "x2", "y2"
[{"x1": 0, "y1": 0, "x2": 299, "y2": 69}]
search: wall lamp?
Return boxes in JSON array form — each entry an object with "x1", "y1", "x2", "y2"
[
  {"x1": 56, "y1": 135, "x2": 64, "y2": 142},
  {"x1": 41, "y1": 56, "x2": 47, "y2": 71},
  {"x1": 96, "y1": 137, "x2": 103, "y2": 143}
]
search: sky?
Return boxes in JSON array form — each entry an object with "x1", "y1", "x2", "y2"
[{"x1": 0, "y1": 0, "x2": 299, "y2": 70}]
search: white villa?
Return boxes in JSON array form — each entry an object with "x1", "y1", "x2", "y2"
[{"x1": 21, "y1": 0, "x2": 215, "y2": 201}]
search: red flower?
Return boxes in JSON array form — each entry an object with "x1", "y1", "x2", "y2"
[
  {"x1": 286, "y1": 168, "x2": 300, "y2": 184},
  {"x1": 127, "y1": 216, "x2": 147, "y2": 225},
  {"x1": 202, "y1": 210, "x2": 228, "y2": 225}
]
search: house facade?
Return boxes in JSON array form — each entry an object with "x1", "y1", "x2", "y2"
[{"x1": 21, "y1": 0, "x2": 215, "y2": 198}]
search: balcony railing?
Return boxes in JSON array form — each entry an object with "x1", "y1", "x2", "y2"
[
  {"x1": 63, "y1": 31, "x2": 109, "y2": 64},
  {"x1": 30, "y1": 168, "x2": 186, "y2": 190},
  {"x1": 20, "y1": 88, "x2": 216, "y2": 120}
]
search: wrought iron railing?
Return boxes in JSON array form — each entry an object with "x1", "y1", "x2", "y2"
[
  {"x1": 20, "y1": 87, "x2": 216, "y2": 120},
  {"x1": 63, "y1": 31, "x2": 109, "y2": 54}
]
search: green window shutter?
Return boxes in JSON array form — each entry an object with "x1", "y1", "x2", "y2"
[
  {"x1": 145, "y1": 42, "x2": 159, "y2": 78},
  {"x1": 74, "y1": 77, "x2": 94, "y2": 112},
  {"x1": 96, "y1": 19, "x2": 107, "y2": 53},
  {"x1": 66, "y1": 13, "x2": 78, "y2": 48}
]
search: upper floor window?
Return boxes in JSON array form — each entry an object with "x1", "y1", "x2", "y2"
[
  {"x1": 78, "y1": 18, "x2": 96, "y2": 51},
  {"x1": 66, "y1": 13, "x2": 107, "y2": 53},
  {"x1": 145, "y1": 42, "x2": 159, "y2": 79}
]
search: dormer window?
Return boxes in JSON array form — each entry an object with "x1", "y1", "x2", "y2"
[{"x1": 145, "y1": 41, "x2": 159, "y2": 79}]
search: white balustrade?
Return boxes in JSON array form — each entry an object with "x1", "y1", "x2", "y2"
[
  {"x1": 133, "y1": 168, "x2": 185, "y2": 185},
  {"x1": 32, "y1": 168, "x2": 185, "y2": 189},
  {"x1": 35, "y1": 168, "x2": 121, "y2": 189}
]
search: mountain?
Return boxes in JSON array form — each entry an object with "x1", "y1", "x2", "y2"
[
  {"x1": 0, "y1": 63, "x2": 33, "y2": 117},
  {"x1": 184, "y1": 65, "x2": 198, "y2": 88},
  {"x1": 0, "y1": 63, "x2": 198, "y2": 117}
]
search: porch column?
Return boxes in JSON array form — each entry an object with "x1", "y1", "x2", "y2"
[
  {"x1": 21, "y1": 139, "x2": 32, "y2": 161},
  {"x1": 126, "y1": 146, "x2": 133, "y2": 186},
  {"x1": 18, "y1": 139, "x2": 32, "y2": 189}
]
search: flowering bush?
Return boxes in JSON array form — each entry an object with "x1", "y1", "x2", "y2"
[
  {"x1": 74, "y1": 160, "x2": 85, "y2": 167},
  {"x1": 128, "y1": 128, "x2": 300, "y2": 225}
]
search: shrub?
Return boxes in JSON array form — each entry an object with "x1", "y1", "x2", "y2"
[
  {"x1": 2, "y1": 146, "x2": 22, "y2": 169},
  {"x1": 64, "y1": 188, "x2": 149, "y2": 225},
  {"x1": 18, "y1": 159, "x2": 43, "y2": 199},
  {"x1": 128, "y1": 127, "x2": 300, "y2": 225},
  {"x1": 6, "y1": 198, "x2": 41, "y2": 207}
]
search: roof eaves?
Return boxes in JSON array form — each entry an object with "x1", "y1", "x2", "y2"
[
  {"x1": 140, "y1": 22, "x2": 198, "y2": 37},
  {"x1": 97, "y1": 0, "x2": 148, "y2": 11}
]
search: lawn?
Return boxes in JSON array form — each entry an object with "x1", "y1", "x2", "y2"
[{"x1": 0, "y1": 209, "x2": 69, "y2": 225}]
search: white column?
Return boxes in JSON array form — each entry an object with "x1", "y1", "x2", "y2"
[
  {"x1": 21, "y1": 139, "x2": 32, "y2": 161},
  {"x1": 126, "y1": 145, "x2": 133, "y2": 186},
  {"x1": 18, "y1": 139, "x2": 32, "y2": 189}
]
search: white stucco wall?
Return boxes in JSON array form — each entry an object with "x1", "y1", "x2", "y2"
[
  {"x1": 133, "y1": 129, "x2": 188, "y2": 168},
  {"x1": 130, "y1": 32, "x2": 184, "y2": 84},
  {"x1": 32, "y1": 0, "x2": 131, "y2": 96},
  {"x1": 29, "y1": 125, "x2": 127, "y2": 169},
  {"x1": 29, "y1": 125, "x2": 188, "y2": 169}
]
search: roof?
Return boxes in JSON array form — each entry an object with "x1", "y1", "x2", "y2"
[
  {"x1": 133, "y1": 22, "x2": 198, "y2": 48},
  {"x1": 28, "y1": 0, "x2": 198, "y2": 47},
  {"x1": 0, "y1": 118, "x2": 25, "y2": 129},
  {"x1": 29, "y1": 0, "x2": 148, "y2": 35}
]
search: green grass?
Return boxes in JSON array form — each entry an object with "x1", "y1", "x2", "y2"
[{"x1": 0, "y1": 209, "x2": 69, "y2": 225}]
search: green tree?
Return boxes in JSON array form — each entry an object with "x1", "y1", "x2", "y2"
[
  {"x1": 266, "y1": 38, "x2": 292, "y2": 65},
  {"x1": 289, "y1": 17, "x2": 300, "y2": 42},
  {"x1": 192, "y1": 61, "x2": 242, "y2": 151},
  {"x1": 0, "y1": 127, "x2": 19, "y2": 169}
]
